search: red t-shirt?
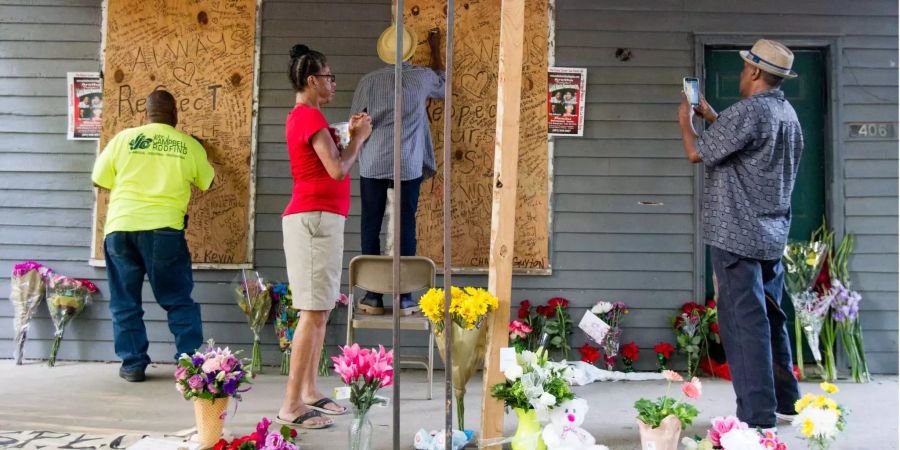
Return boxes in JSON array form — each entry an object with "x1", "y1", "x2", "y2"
[{"x1": 282, "y1": 105, "x2": 351, "y2": 217}]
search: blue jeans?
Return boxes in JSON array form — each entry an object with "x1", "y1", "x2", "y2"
[
  {"x1": 360, "y1": 176, "x2": 422, "y2": 301},
  {"x1": 104, "y1": 229, "x2": 203, "y2": 371},
  {"x1": 710, "y1": 246, "x2": 800, "y2": 428}
]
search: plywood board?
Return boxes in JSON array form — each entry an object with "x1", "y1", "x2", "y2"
[
  {"x1": 93, "y1": 0, "x2": 258, "y2": 266},
  {"x1": 404, "y1": 0, "x2": 550, "y2": 273}
]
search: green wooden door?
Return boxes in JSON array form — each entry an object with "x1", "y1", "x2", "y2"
[{"x1": 702, "y1": 47, "x2": 828, "y2": 349}]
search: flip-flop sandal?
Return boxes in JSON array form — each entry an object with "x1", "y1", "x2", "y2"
[
  {"x1": 275, "y1": 410, "x2": 332, "y2": 429},
  {"x1": 305, "y1": 397, "x2": 349, "y2": 416}
]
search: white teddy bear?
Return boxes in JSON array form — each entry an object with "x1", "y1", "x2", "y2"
[{"x1": 541, "y1": 398, "x2": 609, "y2": 450}]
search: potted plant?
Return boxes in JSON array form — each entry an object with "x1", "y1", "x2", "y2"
[
  {"x1": 491, "y1": 349, "x2": 575, "y2": 450},
  {"x1": 634, "y1": 370, "x2": 701, "y2": 450},
  {"x1": 175, "y1": 340, "x2": 250, "y2": 449}
]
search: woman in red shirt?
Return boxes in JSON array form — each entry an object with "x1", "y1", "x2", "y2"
[{"x1": 276, "y1": 44, "x2": 371, "y2": 429}]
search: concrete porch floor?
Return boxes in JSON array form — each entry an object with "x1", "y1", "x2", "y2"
[{"x1": 0, "y1": 361, "x2": 896, "y2": 449}]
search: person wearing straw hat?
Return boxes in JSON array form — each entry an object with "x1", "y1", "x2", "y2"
[
  {"x1": 350, "y1": 24, "x2": 445, "y2": 316},
  {"x1": 677, "y1": 39, "x2": 803, "y2": 431}
]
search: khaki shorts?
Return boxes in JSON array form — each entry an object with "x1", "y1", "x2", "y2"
[{"x1": 282, "y1": 211, "x2": 345, "y2": 311}]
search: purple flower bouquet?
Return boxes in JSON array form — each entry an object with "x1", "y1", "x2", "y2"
[{"x1": 176, "y1": 340, "x2": 252, "y2": 448}]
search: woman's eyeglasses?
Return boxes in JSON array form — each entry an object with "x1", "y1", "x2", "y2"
[{"x1": 313, "y1": 74, "x2": 336, "y2": 83}]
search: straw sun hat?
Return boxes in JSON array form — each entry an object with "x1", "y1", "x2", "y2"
[
  {"x1": 377, "y1": 23, "x2": 417, "y2": 64},
  {"x1": 739, "y1": 39, "x2": 798, "y2": 79}
]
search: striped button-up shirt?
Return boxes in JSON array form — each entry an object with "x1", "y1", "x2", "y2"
[{"x1": 351, "y1": 62, "x2": 445, "y2": 180}]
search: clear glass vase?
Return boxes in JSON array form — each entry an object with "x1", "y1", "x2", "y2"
[{"x1": 348, "y1": 406, "x2": 373, "y2": 450}]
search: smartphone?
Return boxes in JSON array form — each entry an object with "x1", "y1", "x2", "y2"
[{"x1": 683, "y1": 77, "x2": 700, "y2": 106}]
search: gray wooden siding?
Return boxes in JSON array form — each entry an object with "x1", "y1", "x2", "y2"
[
  {"x1": 0, "y1": 0, "x2": 896, "y2": 374},
  {"x1": 553, "y1": 0, "x2": 899, "y2": 373}
]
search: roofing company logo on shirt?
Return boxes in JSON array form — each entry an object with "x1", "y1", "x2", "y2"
[
  {"x1": 129, "y1": 133, "x2": 152, "y2": 150},
  {"x1": 128, "y1": 132, "x2": 188, "y2": 157}
]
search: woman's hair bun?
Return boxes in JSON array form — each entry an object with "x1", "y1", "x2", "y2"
[{"x1": 290, "y1": 44, "x2": 310, "y2": 59}]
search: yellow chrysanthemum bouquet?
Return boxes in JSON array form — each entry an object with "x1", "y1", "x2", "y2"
[
  {"x1": 419, "y1": 286, "x2": 499, "y2": 332},
  {"x1": 419, "y1": 286, "x2": 499, "y2": 432},
  {"x1": 791, "y1": 382, "x2": 848, "y2": 450}
]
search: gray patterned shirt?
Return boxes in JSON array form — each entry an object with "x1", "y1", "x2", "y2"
[
  {"x1": 351, "y1": 63, "x2": 445, "y2": 180},
  {"x1": 696, "y1": 89, "x2": 804, "y2": 260}
]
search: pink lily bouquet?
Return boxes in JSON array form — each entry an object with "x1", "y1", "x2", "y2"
[
  {"x1": 332, "y1": 344, "x2": 394, "y2": 414},
  {"x1": 175, "y1": 340, "x2": 251, "y2": 401}
]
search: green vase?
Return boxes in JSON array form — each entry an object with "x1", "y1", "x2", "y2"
[{"x1": 511, "y1": 408, "x2": 546, "y2": 450}]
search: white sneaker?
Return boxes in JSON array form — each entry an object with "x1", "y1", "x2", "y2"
[{"x1": 775, "y1": 412, "x2": 797, "y2": 423}]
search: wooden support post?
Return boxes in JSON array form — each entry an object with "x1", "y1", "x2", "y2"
[{"x1": 480, "y1": 0, "x2": 526, "y2": 445}]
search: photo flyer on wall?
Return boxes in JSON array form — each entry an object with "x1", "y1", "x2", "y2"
[
  {"x1": 67, "y1": 72, "x2": 102, "y2": 140},
  {"x1": 547, "y1": 67, "x2": 587, "y2": 137}
]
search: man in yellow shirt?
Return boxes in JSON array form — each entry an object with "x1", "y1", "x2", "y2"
[{"x1": 92, "y1": 90, "x2": 215, "y2": 382}]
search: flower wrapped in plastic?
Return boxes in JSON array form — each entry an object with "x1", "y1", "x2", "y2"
[
  {"x1": 783, "y1": 240, "x2": 829, "y2": 379},
  {"x1": 233, "y1": 270, "x2": 272, "y2": 376},
  {"x1": 420, "y1": 286, "x2": 499, "y2": 431},
  {"x1": 591, "y1": 301, "x2": 628, "y2": 370},
  {"x1": 270, "y1": 283, "x2": 298, "y2": 375},
  {"x1": 9, "y1": 261, "x2": 52, "y2": 364},
  {"x1": 792, "y1": 290, "x2": 832, "y2": 378},
  {"x1": 45, "y1": 274, "x2": 97, "y2": 366}
]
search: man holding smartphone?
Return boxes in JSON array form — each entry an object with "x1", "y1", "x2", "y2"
[{"x1": 677, "y1": 39, "x2": 803, "y2": 431}]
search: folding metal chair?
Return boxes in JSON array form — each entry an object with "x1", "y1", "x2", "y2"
[{"x1": 344, "y1": 255, "x2": 436, "y2": 399}]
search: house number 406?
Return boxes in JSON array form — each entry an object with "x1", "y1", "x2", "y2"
[{"x1": 849, "y1": 122, "x2": 896, "y2": 139}]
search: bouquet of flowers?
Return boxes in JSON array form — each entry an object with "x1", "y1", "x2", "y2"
[
  {"x1": 332, "y1": 344, "x2": 394, "y2": 450},
  {"x1": 672, "y1": 301, "x2": 718, "y2": 377},
  {"x1": 792, "y1": 382, "x2": 848, "y2": 450},
  {"x1": 420, "y1": 286, "x2": 498, "y2": 430},
  {"x1": 621, "y1": 341, "x2": 639, "y2": 372},
  {"x1": 827, "y1": 231, "x2": 870, "y2": 383},
  {"x1": 45, "y1": 273, "x2": 97, "y2": 367},
  {"x1": 509, "y1": 320, "x2": 534, "y2": 353},
  {"x1": 654, "y1": 342, "x2": 676, "y2": 372},
  {"x1": 491, "y1": 349, "x2": 575, "y2": 420},
  {"x1": 271, "y1": 283, "x2": 298, "y2": 375},
  {"x1": 233, "y1": 270, "x2": 272, "y2": 376},
  {"x1": 591, "y1": 301, "x2": 628, "y2": 370},
  {"x1": 420, "y1": 286, "x2": 499, "y2": 332},
  {"x1": 175, "y1": 340, "x2": 250, "y2": 401},
  {"x1": 9, "y1": 261, "x2": 52, "y2": 364},
  {"x1": 682, "y1": 415, "x2": 787, "y2": 450},
  {"x1": 331, "y1": 344, "x2": 394, "y2": 411},
  {"x1": 578, "y1": 342, "x2": 602, "y2": 365},
  {"x1": 634, "y1": 370, "x2": 702, "y2": 429},
  {"x1": 510, "y1": 297, "x2": 574, "y2": 359},
  {"x1": 318, "y1": 293, "x2": 349, "y2": 377},
  {"x1": 784, "y1": 239, "x2": 829, "y2": 379},
  {"x1": 511, "y1": 300, "x2": 544, "y2": 352},
  {"x1": 827, "y1": 280, "x2": 868, "y2": 382},
  {"x1": 177, "y1": 341, "x2": 251, "y2": 448},
  {"x1": 213, "y1": 417, "x2": 298, "y2": 450},
  {"x1": 542, "y1": 297, "x2": 574, "y2": 359}
]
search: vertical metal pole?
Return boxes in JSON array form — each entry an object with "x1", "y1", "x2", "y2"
[
  {"x1": 442, "y1": 1, "x2": 455, "y2": 449},
  {"x1": 392, "y1": 1, "x2": 403, "y2": 449}
]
